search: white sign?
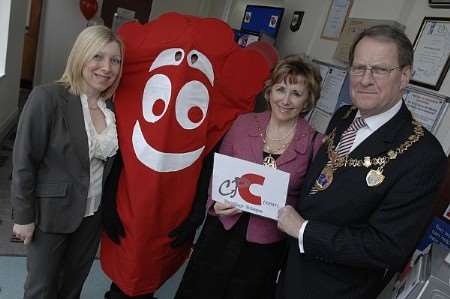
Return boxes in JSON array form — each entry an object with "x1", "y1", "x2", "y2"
[{"x1": 211, "y1": 153, "x2": 290, "y2": 220}]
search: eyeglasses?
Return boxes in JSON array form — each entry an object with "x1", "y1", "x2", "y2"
[{"x1": 349, "y1": 64, "x2": 402, "y2": 78}]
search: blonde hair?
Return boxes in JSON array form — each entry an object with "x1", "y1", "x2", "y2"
[
  {"x1": 264, "y1": 55, "x2": 322, "y2": 113},
  {"x1": 58, "y1": 25, "x2": 124, "y2": 99}
]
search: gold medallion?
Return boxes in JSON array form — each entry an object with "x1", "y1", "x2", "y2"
[
  {"x1": 263, "y1": 155, "x2": 277, "y2": 169},
  {"x1": 315, "y1": 166, "x2": 334, "y2": 191},
  {"x1": 366, "y1": 169, "x2": 385, "y2": 187}
]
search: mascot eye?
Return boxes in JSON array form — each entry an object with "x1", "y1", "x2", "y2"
[
  {"x1": 142, "y1": 74, "x2": 171, "y2": 123},
  {"x1": 187, "y1": 50, "x2": 214, "y2": 86},
  {"x1": 149, "y1": 48, "x2": 185, "y2": 72},
  {"x1": 176, "y1": 81, "x2": 209, "y2": 130}
]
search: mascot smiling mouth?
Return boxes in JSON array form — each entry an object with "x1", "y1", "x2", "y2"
[{"x1": 132, "y1": 120, "x2": 205, "y2": 172}]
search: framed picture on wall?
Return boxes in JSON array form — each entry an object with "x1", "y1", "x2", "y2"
[
  {"x1": 410, "y1": 17, "x2": 450, "y2": 91},
  {"x1": 321, "y1": 0, "x2": 353, "y2": 40}
]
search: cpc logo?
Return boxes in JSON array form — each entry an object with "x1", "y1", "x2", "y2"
[
  {"x1": 219, "y1": 173, "x2": 265, "y2": 205},
  {"x1": 132, "y1": 48, "x2": 214, "y2": 172}
]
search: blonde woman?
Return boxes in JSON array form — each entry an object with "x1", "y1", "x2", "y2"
[{"x1": 11, "y1": 25, "x2": 123, "y2": 299}]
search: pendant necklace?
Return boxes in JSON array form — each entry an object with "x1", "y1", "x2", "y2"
[
  {"x1": 261, "y1": 121, "x2": 296, "y2": 169},
  {"x1": 254, "y1": 115, "x2": 297, "y2": 169},
  {"x1": 263, "y1": 143, "x2": 287, "y2": 169}
]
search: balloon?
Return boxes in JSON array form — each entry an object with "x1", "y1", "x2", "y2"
[{"x1": 80, "y1": 0, "x2": 98, "y2": 20}]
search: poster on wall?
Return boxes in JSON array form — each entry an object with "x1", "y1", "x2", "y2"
[
  {"x1": 410, "y1": 17, "x2": 450, "y2": 91},
  {"x1": 313, "y1": 61, "x2": 347, "y2": 114},
  {"x1": 321, "y1": 0, "x2": 353, "y2": 40},
  {"x1": 404, "y1": 86, "x2": 449, "y2": 133},
  {"x1": 309, "y1": 60, "x2": 349, "y2": 133},
  {"x1": 308, "y1": 108, "x2": 333, "y2": 134},
  {"x1": 334, "y1": 18, "x2": 404, "y2": 63}
]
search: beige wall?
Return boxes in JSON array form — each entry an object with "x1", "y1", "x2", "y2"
[
  {"x1": 0, "y1": 0, "x2": 27, "y2": 139},
  {"x1": 34, "y1": 0, "x2": 104, "y2": 85}
]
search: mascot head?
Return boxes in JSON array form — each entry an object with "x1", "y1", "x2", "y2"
[{"x1": 115, "y1": 12, "x2": 277, "y2": 173}]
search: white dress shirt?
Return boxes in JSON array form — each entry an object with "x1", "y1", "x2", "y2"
[
  {"x1": 80, "y1": 95, "x2": 118, "y2": 217},
  {"x1": 298, "y1": 100, "x2": 403, "y2": 253}
]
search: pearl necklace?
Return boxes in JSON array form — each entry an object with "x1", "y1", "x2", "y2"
[{"x1": 265, "y1": 120, "x2": 296, "y2": 142}]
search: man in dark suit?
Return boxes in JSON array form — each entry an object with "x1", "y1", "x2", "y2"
[{"x1": 276, "y1": 25, "x2": 448, "y2": 299}]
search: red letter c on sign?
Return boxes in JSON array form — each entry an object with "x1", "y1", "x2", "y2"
[{"x1": 237, "y1": 173, "x2": 265, "y2": 205}]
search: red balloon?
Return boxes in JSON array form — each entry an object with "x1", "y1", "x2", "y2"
[{"x1": 80, "y1": 0, "x2": 98, "y2": 20}]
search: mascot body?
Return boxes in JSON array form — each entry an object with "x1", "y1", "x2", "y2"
[{"x1": 100, "y1": 13, "x2": 276, "y2": 296}]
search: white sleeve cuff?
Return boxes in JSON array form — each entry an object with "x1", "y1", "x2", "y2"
[{"x1": 298, "y1": 220, "x2": 308, "y2": 253}]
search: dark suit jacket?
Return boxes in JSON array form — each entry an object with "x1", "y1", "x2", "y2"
[
  {"x1": 11, "y1": 83, "x2": 115, "y2": 233},
  {"x1": 279, "y1": 103, "x2": 447, "y2": 299}
]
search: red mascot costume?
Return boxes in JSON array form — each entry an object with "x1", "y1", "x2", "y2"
[{"x1": 101, "y1": 12, "x2": 277, "y2": 297}]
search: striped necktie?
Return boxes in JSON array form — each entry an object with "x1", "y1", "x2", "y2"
[
  {"x1": 335, "y1": 117, "x2": 367, "y2": 158},
  {"x1": 309, "y1": 116, "x2": 367, "y2": 194}
]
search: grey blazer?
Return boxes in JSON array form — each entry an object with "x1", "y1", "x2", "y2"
[{"x1": 11, "y1": 83, "x2": 115, "y2": 234}]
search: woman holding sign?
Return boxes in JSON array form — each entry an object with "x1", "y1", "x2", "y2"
[{"x1": 175, "y1": 55, "x2": 323, "y2": 299}]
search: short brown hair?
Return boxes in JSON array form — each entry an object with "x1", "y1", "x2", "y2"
[
  {"x1": 58, "y1": 25, "x2": 124, "y2": 99},
  {"x1": 264, "y1": 55, "x2": 322, "y2": 113},
  {"x1": 348, "y1": 24, "x2": 413, "y2": 68}
]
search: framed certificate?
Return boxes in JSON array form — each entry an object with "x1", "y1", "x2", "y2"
[
  {"x1": 321, "y1": 0, "x2": 353, "y2": 40},
  {"x1": 410, "y1": 17, "x2": 450, "y2": 91}
]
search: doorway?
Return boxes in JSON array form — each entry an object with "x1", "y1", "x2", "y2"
[
  {"x1": 20, "y1": 0, "x2": 42, "y2": 90},
  {"x1": 19, "y1": 0, "x2": 42, "y2": 113}
]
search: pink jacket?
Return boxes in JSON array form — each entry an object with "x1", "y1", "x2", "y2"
[{"x1": 207, "y1": 111, "x2": 322, "y2": 244}]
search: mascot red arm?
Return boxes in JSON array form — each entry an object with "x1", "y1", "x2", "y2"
[{"x1": 100, "y1": 12, "x2": 277, "y2": 296}]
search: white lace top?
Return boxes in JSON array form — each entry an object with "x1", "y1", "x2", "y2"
[{"x1": 80, "y1": 94, "x2": 118, "y2": 217}]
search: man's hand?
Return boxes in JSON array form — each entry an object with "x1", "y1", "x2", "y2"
[
  {"x1": 13, "y1": 223, "x2": 35, "y2": 244},
  {"x1": 277, "y1": 205, "x2": 305, "y2": 239},
  {"x1": 213, "y1": 201, "x2": 242, "y2": 216}
]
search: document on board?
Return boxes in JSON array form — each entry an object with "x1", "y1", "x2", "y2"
[
  {"x1": 316, "y1": 67, "x2": 347, "y2": 114},
  {"x1": 319, "y1": 64, "x2": 330, "y2": 86},
  {"x1": 404, "y1": 87, "x2": 447, "y2": 132},
  {"x1": 211, "y1": 153, "x2": 289, "y2": 220},
  {"x1": 412, "y1": 21, "x2": 450, "y2": 86},
  {"x1": 309, "y1": 108, "x2": 333, "y2": 134},
  {"x1": 321, "y1": 0, "x2": 352, "y2": 40}
]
